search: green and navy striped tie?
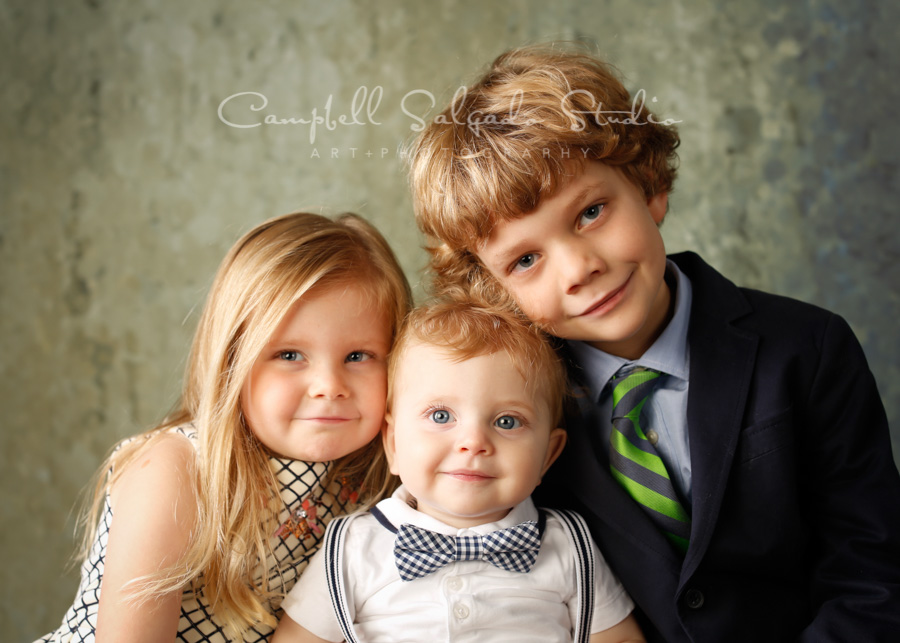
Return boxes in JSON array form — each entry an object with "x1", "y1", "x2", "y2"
[{"x1": 609, "y1": 368, "x2": 691, "y2": 553}]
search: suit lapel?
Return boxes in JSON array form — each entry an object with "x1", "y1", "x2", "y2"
[{"x1": 672, "y1": 253, "x2": 758, "y2": 583}]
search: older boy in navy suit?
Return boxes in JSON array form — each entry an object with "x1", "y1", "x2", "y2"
[{"x1": 407, "y1": 44, "x2": 900, "y2": 642}]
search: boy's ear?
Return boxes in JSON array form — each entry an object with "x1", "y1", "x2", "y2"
[
  {"x1": 648, "y1": 191, "x2": 669, "y2": 226},
  {"x1": 382, "y1": 413, "x2": 399, "y2": 475},
  {"x1": 540, "y1": 428, "x2": 568, "y2": 478}
]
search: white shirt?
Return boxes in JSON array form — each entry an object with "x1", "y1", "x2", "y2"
[{"x1": 282, "y1": 486, "x2": 634, "y2": 642}]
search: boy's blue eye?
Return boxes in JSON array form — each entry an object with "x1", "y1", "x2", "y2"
[
  {"x1": 578, "y1": 204, "x2": 604, "y2": 227},
  {"x1": 346, "y1": 351, "x2": 371, "y2": 363},
  {"x1": 514, "y1": 253, "x2": 536, "y2": 271},
  {"x1": 495, "y1": 415, "x2": 522, "y2": 430},
  {"x1": 278, "y1": 350, "x2": 303, "y2": 362},
  {"x1": 430, "y1": 409, "x2": 453, "y2": 424}
]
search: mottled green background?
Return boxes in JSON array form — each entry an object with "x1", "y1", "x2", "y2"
[{"x1": 3, "y1": 0, "x2": 898, "y2": 639}]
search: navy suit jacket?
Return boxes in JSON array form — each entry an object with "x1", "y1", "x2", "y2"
[{"x1": 535, "y1": 252, "x2": 900, "y2": 642}]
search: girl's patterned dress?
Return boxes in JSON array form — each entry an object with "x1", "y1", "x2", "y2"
[{"x1": 38, "y1": 426, "x2": 357, "y2": 642}]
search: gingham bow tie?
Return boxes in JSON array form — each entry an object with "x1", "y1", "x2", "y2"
[{"x1": 393, "y1": 521, "x2": 541, "y2": 582}]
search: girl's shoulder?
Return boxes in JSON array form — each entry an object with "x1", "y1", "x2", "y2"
[
  {"x1": 113, "y1": 422, "x2": 198, "y2": 457},
  {"x1": 169, "y1": 423, "x2": 199, "y2": 444},
  {"x1": 109, "y1": 425, "x2": 198, "y2": 511}
]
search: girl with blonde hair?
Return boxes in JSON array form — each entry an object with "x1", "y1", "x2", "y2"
[{"x1": 39, "y1": 211, "x2": 411, "y2": 642}]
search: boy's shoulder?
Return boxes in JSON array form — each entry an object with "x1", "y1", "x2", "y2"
[
  {"x1": 670, "y1": 250, "x2": 840, "y2": 335},
  {"x1": 666, "y1": 250, "x2": 870, "y2": 393}
]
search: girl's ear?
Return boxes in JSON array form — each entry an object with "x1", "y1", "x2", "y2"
[
  {"x1": 382, "y1": 413, "x2": 399, "y2": 475},
  {"x1": 540, "y1": 428, "x2": 568, "y2": 478}
]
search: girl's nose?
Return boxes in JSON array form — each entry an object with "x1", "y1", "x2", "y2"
[{"x1": 308, "y1": 363, "x2": 349, "y2": 399}]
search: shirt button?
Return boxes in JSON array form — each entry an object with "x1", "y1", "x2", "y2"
[
  {"x1": 446, "y1": 576, "x2": 463, "y2": 592},
  {"x1": 453, "y1": 603, "x2": 470, "y2": 619},
  {"x1": 646, "y1": 430, "x2": 659, "y2": 445},
  {"x1": 684, "y1": 588, "x2": 705, "y2": 609}
]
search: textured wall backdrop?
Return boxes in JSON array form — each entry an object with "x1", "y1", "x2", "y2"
[{"x1": 2, "y1": 1, "x2": 898, "y2": 639}]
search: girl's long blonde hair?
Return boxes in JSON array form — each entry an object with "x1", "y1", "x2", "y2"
[{"x1": 79, "y1": 212, "x2": 411, "y2": 636}]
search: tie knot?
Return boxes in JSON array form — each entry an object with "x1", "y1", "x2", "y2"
[{"x1": 611, "y1": 368, "x2": 661, "y2": 409}]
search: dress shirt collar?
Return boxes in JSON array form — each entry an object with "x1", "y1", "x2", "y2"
[
  {"x1": 377, "y1": 484, "x2": 539, "y2": 536},
  {"x1": 566, "y1": 260, "x2": 692, "y2": 399}
]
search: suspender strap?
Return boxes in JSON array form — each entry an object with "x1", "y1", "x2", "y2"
[
  {"x1": 542, "y1": 508, "x2": 596, "y2": 643},
  {"x1": 323, "y1": 515, "x2": 360, "y2": 643},
  {"x1": 369, "y1": 505, "x2": 397, "y2": 533}
]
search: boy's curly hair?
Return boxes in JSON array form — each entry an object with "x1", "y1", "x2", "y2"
[{"x1": 407, "y1": 43, "x2": 680, "y2": 307}]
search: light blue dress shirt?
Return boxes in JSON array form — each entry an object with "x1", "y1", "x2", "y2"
[{"x1": 566, "y1": 261, "x2": 693, "y2": 505}]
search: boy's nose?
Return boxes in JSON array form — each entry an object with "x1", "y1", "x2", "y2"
[
  {"x1": 308, "y1": 363, "x2": 349, "y2": 399},
  {"x1": 562, "y1": 241, "x2": 606, "y2": 295}
]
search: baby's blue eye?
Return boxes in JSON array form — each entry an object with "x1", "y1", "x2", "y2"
[
  {"x1": 495, "y1": 415, "x2": 521, "y2": 430},
  {"x1": 578, "y1": 204, "x2": 604, "y2": 227},
  {"x1": 346, "y1": 351, "x2": 371, "y2": 363},
  {"x1": 278, "y1": 350, "x2": 303, "y2": 362},
  {"x1": 430, "y1": 409, "x2": 453, "y2": 424}
]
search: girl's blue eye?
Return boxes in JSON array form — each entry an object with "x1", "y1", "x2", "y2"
[
  {"x1": 495, "y1": 415, "x2": 522, "y2": 430},
  {"x1": 430, "y1": 409, "x2": 453, "y2": 424},
  {"x1": 346, "y1": 351, "x2": 371, "y2": 363},
  {"x1": 278, "y1": 350, "x2": 303, "y2": 362},
  {"x1": 578, "y1": 204, "x2": 604, "y2": 228}
]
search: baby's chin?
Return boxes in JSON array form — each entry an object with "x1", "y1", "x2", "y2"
[{"x1": 417, "y1": 503, "x2": 515, "y2": 529}]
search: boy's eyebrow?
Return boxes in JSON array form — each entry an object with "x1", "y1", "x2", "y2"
[
  {"x1": 565, "y1": 181, "x2": 606, "y2": 212},
  {"x1": 480, "y1": 236, "x2": 531, "y2": 270}
]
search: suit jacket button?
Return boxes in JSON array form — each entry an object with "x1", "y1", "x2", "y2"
[{"x1": 685, "y1": 588, "x2": 705, "y2": 609}]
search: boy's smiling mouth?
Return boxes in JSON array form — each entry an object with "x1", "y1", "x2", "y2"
[{"x1": 577, "y1": 275, "x2": 631, "y2": 318}]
